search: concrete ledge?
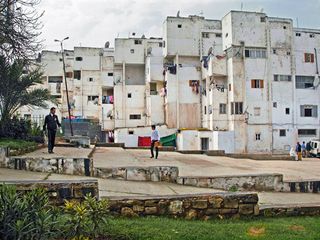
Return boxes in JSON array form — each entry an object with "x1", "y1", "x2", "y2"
[
  {"x1": 178, "y1": 150, "x2": 205, "y2": 154},
  {"x1": 106, "y1": 192, "x2": 259, "y2": 219},
  {"x1": 124, "y1": 146, "x2": 176, "y2": 152},
  {"x1": 205, "y1": 150, "x2": 226, "y2": 156},
  {"x1": 226, "y1": 154, "x2": 292, "y2": 161},
  {"x1": 0, "y1": 179, "x2": 99, "y2": 204},
  {"x1": 0, "y1": 157, "x2": 93, "y2": 176},
  {"x1": 96, "y1": 143, "x2": 125, "y2": 148},
  {"x1": 260, "y1": 203, "x2": 320, "y2": 217},
  {"x1": 94, "y1": 166, "x2": 179, "y2": 183},
  {"x1": 177, "y1": 174, "x2": 284, "y2": 191}
]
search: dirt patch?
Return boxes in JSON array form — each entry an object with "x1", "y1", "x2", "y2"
[
  {"x1": 247, "y1": 226, "x2": 266, "y2": 237},
  {"x1": 289, "y1": 225, "x2": 305, "y2": 231}
]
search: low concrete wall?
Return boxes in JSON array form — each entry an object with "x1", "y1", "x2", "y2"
[
  {"x1": 226, "y1": 154, "x2": 292, "y2": 161},
  {"x1": 1, "y1": 180, "x2": 99, "y2": 204},
  {"x1": 107, "y1": 192, "x2": 259, "y2": 220},
  {"x1": 0, "y1": 157, "x2": 93, "y2": 176},
  {"x1": 260, "y1": 204, "x2": 320, "y2": 217},
  {"x1": 177, "y1": 174, "x2": 283, "y2": 191},
  {"x1": 282, "y1": 180, "x2": 320, "y2": 193},
  {"x1": 94, "y1": 166, "x2": 179, "y2": 183}
]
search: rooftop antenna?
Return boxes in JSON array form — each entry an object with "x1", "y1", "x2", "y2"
[
  {"x1": 177, "y1": 10, "x2": 180, "y2": 17},
  {"x1": 241, "y1": 2, "x2": 243, "y2": 11}
]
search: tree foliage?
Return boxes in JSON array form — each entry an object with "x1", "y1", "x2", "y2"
[
  {"x1": 0, "y1": 0, "x2": 43, "y2": 62},
  {"x1": 0, "y1": 56, "x2": 51, "y2": 125}
]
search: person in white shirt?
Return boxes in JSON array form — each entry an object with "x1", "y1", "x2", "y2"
[{"x1": 150, "y1": 125, "x2": 160, "y2": 159}]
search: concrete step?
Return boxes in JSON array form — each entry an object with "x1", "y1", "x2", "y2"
[{"x1": 259, "y1": 203, "x2": 320, "y2": 217}]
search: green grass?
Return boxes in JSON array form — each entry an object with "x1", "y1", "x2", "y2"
[
  {"x1": 105, "y1": 216, "x2": 320, "y2": 240},
  {"x1": 0, "y1": 138, "x2": 37, "y2": 150}
]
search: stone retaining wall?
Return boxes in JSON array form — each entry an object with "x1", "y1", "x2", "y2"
[
  {"x1": 1, "y1": 180, "x2": 99, "y2": 204},
  {"x1": 107, "y1": 192, "x2": 259, "y2": 220},
  {"x1": 94, "y1": 166, "x2": 179, "y2": 182},
  {"x1": 177, "y1": 174, "x2": 283, "y2": 191},
  {"x1": 260, "y1": 204, "x2": 320, "y2": 217},
  {"x1": 0, "y1": 157, "x2": 93, "y2": 176}
]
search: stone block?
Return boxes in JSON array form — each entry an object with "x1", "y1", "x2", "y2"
[
  {"x1": 238, "y1": 193, "x2": 259, "y2": 204},
  {"x1": 145, "y1": 207, "x2": 158, "y2": 215},
  {"x1": 185, "y1": 209, "x2": 198, "y2": 220},
  {"x1": 149, "y1": 167, "x2": 160, "y2": 182},
  {"x1": 121, "y1": 207, "x2": 138, "y2": 217},
  {"x1": 126, "y1": 167, "x2": 151, "y2": 181},
  {"x1": 133, "y1": 205, "x2": 145, "y2": 212},
  {"x1": 125, "y1": 200, "x2": 144, "y2": 207},
  {"x1": 184, "y1": 178, "x2": 198, "y2": 186},
  {"x1": 169, "y1": 200, "x2": 183, "y2": 214},
  {"x1": 208, "y1": 196, "x2": 224, "y2": 208},
  {"x1": 95, "y1": 168, "x2": 113, "y2": 179},
  {"x1": 218, "y1": 208, "x2": 238, "y2": 214},
  {"x1": 223, "y1": 197, "x2": 239, "y2": 208},
  {"x1": 192, "y1": 199, "x2": 208, "y2": 209},
  {"x1": 205, "y1": 209, "x2": 219, "y2": 215},
  {"x1": 239, "y1": 204, "x2": 254, "y2": 215},
  {"x1": 145, "y1": 200, "x2": 158, "y2": 207},
  {"x1": 197, "y1": 178, "x2": 211, "y2": 188},
  {"x1": 159, "y1": 167, "x2": 179, "y2": 183},
  {"x1": 176, "y1": 177, "x2": 184, "y2": 185}
]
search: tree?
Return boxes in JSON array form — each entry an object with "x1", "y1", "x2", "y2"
[
  {"x1": 0, "y1": 56, "x2": 51, "y2": 132},
  {"x1": 0, "y1": 0, "x2": 43, "y2": 62}
]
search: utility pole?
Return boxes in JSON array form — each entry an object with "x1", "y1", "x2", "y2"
[{"x1": 55, "y1": 37, "x2": 74, "y2": 136}]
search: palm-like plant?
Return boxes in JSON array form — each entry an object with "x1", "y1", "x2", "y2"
[{"x1": 0, "y1": 56, "x2": 51, "y2": 130}]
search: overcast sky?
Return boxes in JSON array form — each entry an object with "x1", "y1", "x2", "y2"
[{"x1": 38, "y1": 0, "x2": 320, "y2": 51}]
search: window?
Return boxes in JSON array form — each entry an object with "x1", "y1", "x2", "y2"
[
  {"x1": 272, "y1": 49, "x2": 277, "y2": 54},
  {"x1": 260, "y1": 17, "x2": 266, "y2": 22},
  {"x1": 150, "y1": 83, "x2": 157, "y2": 95},
  {"x1": 129, "y1": 114, "x2": 141, "y2": 120},
  {"x1": 296, "y1": 32, "x2": 301, "y2": 37},
  {"x1": 255, "y1": 133, "x2": 261, "y2": 141},
  {"x1": 208, "y1": 105, "x2": 213, "y2": 114},
  {"x1": 24, "y1": 114, "x2": 31, "y2": 120},
  {"x1": 245, "y1": 48, "x2": 267, "y2": 58},
  {"x1": 75, "y1": 57, "x2": 83, "y2": 61},
  {"x1": 254, "y1": 107, "x2": 261, "y2": 116},
  {"x1": 231, "y1": 102, "x2": 243, "y2": 115},
  {"x1": 158, "y1": 42, "x2": 163, "y2": 47},
  {"x1": 273, "y1": 102, "x2": 277, "y2": 108},
  {"x1": 107, "y1": 72, "x2": 113, "y2": 77},
  {"x1": 219, "y1": 104, "x2": 227, "y2": 114},
  {"x1": 251, "y1": 79, "x2": 264, "y2": 88},
  {"x1": 204, "y1": 106, "x2": 207, "y2": 115},
  {"x1": 134, "y1": 39, "x2": 142, "y2": 45},
  {"x1": 130, "y1": 49, "x2": 134, "y2": 54},
  {"x1": 215, "y1": 33, "x2": 222, "y2": 38},
  {"x1": 296, "y1": 76, "x2": 314, "y2": 89},
  {"x1": 310, "y1": 33, "x2": 315, "y2": 38},
  {"x1": 274, "y1": 75, "x2": 291, "y2": 82},
  {"x1": 298, "y1": 129, "x2": 317, "y2": 136},
  {"x1": 228, "y1": 84, "x2": 231, "y2": 91},
  {"x1": 300, "y1": 105, "x2": 318, "y2": 117},
  {"x1": 178, "y1": 24, "x2": 182, "y2": 28},
  {"x1": 304, "y1": 53, "x2": 314, "y2": 63},
  {"x1": 66, "y1": 72, "x2": 73, "y2": 78},
  {"x1": 74, "y1": 71, "x2": 81, "y2": 80},
  {"x1": 225, "y1": 33, "x2": 228, "y2": 38},
  {"x1": 48, "y1": 76, "x2": 63, "y2": 83},
  {"x1": 287, "y1": 51, "x2": 291, "y2": 55},
  {"x1": 128, "y1": 130, "x2": 134, "y2": 135},
  {"x1": 88, "y1": 77, "x2": 94, "y2": 82},
  {"x1": 88, "y1": 96, "x2": 99, "y2": 103},
  {"x1": 279, "y1": 129, "x2": 286, "y2": 137},
  {"x1": 285, "y1": 108, "x2": 290, "y2": 115},
  {"x1": 283, "y1": 26, "x2": 287, "y2": 29},
  {"x1": 127, "y1": 93, "x2": 132, "y2": 98},
  {"x1": 202, "y1": 32, "x2": 209, "y2": 38}
]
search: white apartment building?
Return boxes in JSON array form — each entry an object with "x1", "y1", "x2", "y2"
[{"x1": 18, "y1": 10, "x2": 319, "y2": 153}]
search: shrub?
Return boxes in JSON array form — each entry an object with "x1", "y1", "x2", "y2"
[{"x1": 0, "y1": 185, "x2": 59, "y2": 240}]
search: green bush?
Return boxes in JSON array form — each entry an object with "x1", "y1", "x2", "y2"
[{"x1": 0, "y1": 185, "x2": 58, "y2": 240}]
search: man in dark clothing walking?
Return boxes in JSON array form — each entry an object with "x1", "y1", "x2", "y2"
[
  {"x1": 43, "y1": 107, "x2": 61, "y2": 153},
  {"x1": 150, "y1": 125, "x2": 160, "y2": 159}
]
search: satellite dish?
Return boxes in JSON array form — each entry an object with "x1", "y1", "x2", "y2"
[{"x1": 105, "y1": 41, "x2": 110, "y2": 48}]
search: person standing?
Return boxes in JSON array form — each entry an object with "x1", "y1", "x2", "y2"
[
  {"x1": 295, "y1": 142, "x2": 302, "y2": 161},
  {"x1": 301, "y1": 141, "x2": 306, "y2": 158},
  {"x1": 306, "y1": 141, "x2": 312, "y2": 157},
  {"x1": 43, "y1": 107, "x2": 61, "y2": 154},
  {"x1": 150, "y1": 125, "x2": 160, "y2": 159}
]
